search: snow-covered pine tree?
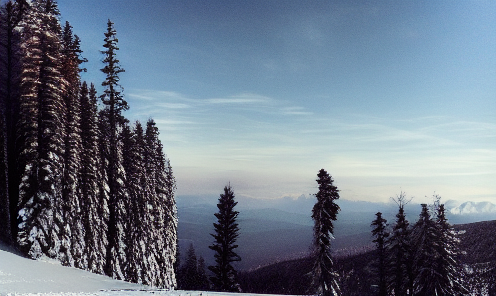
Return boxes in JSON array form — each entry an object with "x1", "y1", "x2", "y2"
[
  {"x1": 100, "y1": 19, "x2": 128, "y2": 279},
  {"x1": 209, "y1": 184, "x2": 241, "y2": 292},
  {"x1": 142, "y1": 118, "x2": 177, "y2": 288},
  {"x1": 142, "y1": 120, "x2": 159, "y2": 285},
  {"x1": 59, "y1": 20, "x2": 85, "y2": 268},
  {"x1": 311, "y1": 168, "x2": 341, "y2": 296},
  {"x1": 371, "y1": 212, "x2": 389, "y2": 296},
  {"x1": 79, "y1": 82, "x2": 105, "y2": 273},
  {"x1": 411, "y1": 204, "x2": 439, "y2": 295},
  {"x1": 121, "y1": 122, "x2": 146, "y2": 284},
  {"x1": 387, "y1": 192, "x2": 413, "y2": 295},
  {"x1": 0, "y1": 0, "x2": 28, "y2": 245},
  {"x1": 151, "y1": 119, "x2": 177, "y2": 288},
  {"x1": 435, "y1": 203, "x2": 466, "y2": 295},
  {"x1": 96, "y1": 108, "x2": 110, "y2": 275},
  {"x1": 17, "y1": 0, "x2": 67, "y2": 259}
]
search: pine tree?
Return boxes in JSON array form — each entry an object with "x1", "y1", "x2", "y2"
[
  {"x1": 96, "y1": 108, "x2": 110, "y2": 274},
  {"x1": 411, "y1": 204, "x2": 439, "y2": 295},
  {"x1": 371, "y1": 212, "x2": 388, "y2": 296},
  {"x1": 80, "y1": 82, "x2": 106, "y2": 274},
  {"x1": 387, "y1": 192, "x2": 414, "y2": 295},
  {"x1": 59, "y1": 20, "x2": 85, "y2": 268},
  {"x1": 17, "y1": 0, "x2": 66, "y2": 259},
  {"x1": 181, "y1": 243, "x2": 199, "y2": 290},
  {"x1": 121, "y1": 122, "x2": 147, "y2": 284},
  {"x1": 311, "y1": 168, "x2": 341, "y2": 296},
  {"x1": 142, "y1": 119, "x2": 177, "y2": 288},
  {"x1": 0, "y1": 0, "x2": 28, "y2": 244},
  {"x1": 100, "y1": 19, "x2": 128, "y2": 279},
  {"x1": 197, "y1": 255, "x2": 210, "y2": 291},
  {"x1": 209, "y1": 184, "x2": 241, "y2": 292},
  {"x1": 434, "y1": 203, "x2": 466, "y2": 295}
]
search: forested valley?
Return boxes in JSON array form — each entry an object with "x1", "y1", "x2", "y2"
[{"x1": 1, "y1": 1, "x2": 495, "y2": 296}]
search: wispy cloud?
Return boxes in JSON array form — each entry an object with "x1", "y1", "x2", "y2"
[
  {"x1": 281, "y1": 106, "x2": 313, "y2": 116},
  {"x1": 206, "y1": 93, "x2": 273, "y2": 105}
]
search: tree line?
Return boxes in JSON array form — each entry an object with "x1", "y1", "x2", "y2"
[
  {"x1": 0, "y1": 0, "x2": 177, "y2": 289},
  {"x1": 371, "y1": 193, "x2": 476, "y2": 296}
]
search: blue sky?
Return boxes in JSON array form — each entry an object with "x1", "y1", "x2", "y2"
[{"x1": 56, "y1": 0, "x2": 496, "y2": 203}]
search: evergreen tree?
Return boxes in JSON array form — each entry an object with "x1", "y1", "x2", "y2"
[
  {"x1": 59, "y1": 20, "x2": 85, "y2": 268},
  {"x1": 311, "y1": 168, "x2": 341, "y2": 296},
  {"x1": 411, "y1": 204, "x2": 439, "y2": 295},
  {"x1": 80, "y1": 82, "x2": 106, "y2": 274},
  {"x1": 387, "y1": 192, "x2": 414, "y2": 295},
  {"x1": 181, "y1": 243, "x2": 199, "y2": 290},
  {"x1": 209, "y1": 184, "x2": 241, "y2": 292},
  {"x1": 121, "y1": 122, "x2": 147, "y2": 284},
  {"x1": 434, "y1": 203, "x2": 466, "y2": 295},
  {"x1": 17, "y1": 0, "x2": 66, "y2": 259},
  {"x1": 0, "y1": 0, "x2": 28, "y2": 244},
  {"x1": 100, "y1": 19, "x2": 128, "y2": 279},
  {"x1": 197, "y1": 255, "x2": 210, "y2": 291},
  {"x1": 371, "y1": 212, "x2": 388, "y2": 296},
  {"x1": 96, "y1": 108, "x2": 110, "y2": 274},
  {"x1": 142, "y1": 119, "x2": 177, "y2": 288}
]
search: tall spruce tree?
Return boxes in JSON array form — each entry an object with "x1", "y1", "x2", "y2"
[
  {"x1": 17, "y1": 0, "x2": 67, "y2": 259},
  {"x1": 121, "y1": 122, "x2": 147, "y2": 284},
  {"x1": 371, "y1": 212, "x2": 389, "y2": 296},
  {"x1": 435, "y1": 203, "x2": 466, "y2": 295},
  {"x1": 411, "y1": 204, "x2": 439, "y2": 295},
  {"x1": 79, "y1": 82, "x2": 105, "y2": 273},
  {"x1": 387, "y1": 192, "x2": 414, "y2": 295},
  {"x1": 0, "y1": 0, "x2": 27, "y2": 244},
  {"x1": 100, "y1": 19, "x2": 128, "y2": 279},
  {"x1": 209, "y1": 184, "x2": 241, "y2": 292},
  {"x1": 311, "y1": 169, "x2": 341, "y2": 296},
  {"x1": 59, "y1": 20, "x2": 85, "y2": 268}
]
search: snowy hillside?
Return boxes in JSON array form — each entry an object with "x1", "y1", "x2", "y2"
[
  {"x1": 0, "y1": 242, "x2": 146, "y2": 294},
  {"x1": 0, "y1": 243, "x2": 288, "y2": 296}
]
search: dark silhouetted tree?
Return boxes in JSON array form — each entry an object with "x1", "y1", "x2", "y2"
[
  {"x1": 371, "y1": 212, "x2": 388, "y2": 296},
  {"x1": 100, "y1": 19, "x2": 128, "y2": 279},
  {"x1": 311, "y1": 168, "x2": 341, "y2": 296},
  {"x1": 387, "y1": 192, "x2": 413, "y2": 295},
  {"x1": 0, "y1": 0, "x2": 28, "y2": 244},
  {"x1": 209, "y1": 184, "x2": 241, "y2": 292}
]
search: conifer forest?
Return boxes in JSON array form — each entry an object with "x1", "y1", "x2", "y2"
[
  {"x1": 0, "y1": 0, "x2": 177, "y2": 289},
  {"x1": 1, "y1": 1, "x2": 495, "y2": 296}
]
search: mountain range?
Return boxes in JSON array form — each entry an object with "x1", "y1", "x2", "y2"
[{"x1": 176, "y1": 195, "x2": 496, "y2": 270}]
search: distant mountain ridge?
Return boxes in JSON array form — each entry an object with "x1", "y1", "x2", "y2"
[
  {"x1": 448, "y1": 200, "x2": 496, "y2": 215},
  {"x1": 176, "y1": 195, "x2": 496, "y2": 270}
]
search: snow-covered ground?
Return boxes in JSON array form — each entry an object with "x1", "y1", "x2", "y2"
[{"x1": 0, "y1": 243, "x2": 285, "y2": 296}]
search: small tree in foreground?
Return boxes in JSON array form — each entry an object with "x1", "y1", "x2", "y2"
[
  {"x1": 311, "y1": 169, "x2": 341, "y2": 296},
  {"x1": 209, "y1": 184, "x2": 241, "y2": 292}
]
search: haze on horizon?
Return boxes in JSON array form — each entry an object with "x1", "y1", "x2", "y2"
[{"x1": 57, "y1": 0, "x2": 496, "y2": 204}]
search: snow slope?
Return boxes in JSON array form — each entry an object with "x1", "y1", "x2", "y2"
[
  {"x1": 0, "y1": 242, "x2": 147, "y2": 294},
  {"x1": 0, "y1": 243, "x2": 285, "y2": 296}
]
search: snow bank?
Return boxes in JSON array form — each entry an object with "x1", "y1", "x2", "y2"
[
  {"x1": 1, "y1": 244, "x2": 290, "y2": 296},
  {"x1": 0, "y1": 244, "x2": 146, "y2": 294}
]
